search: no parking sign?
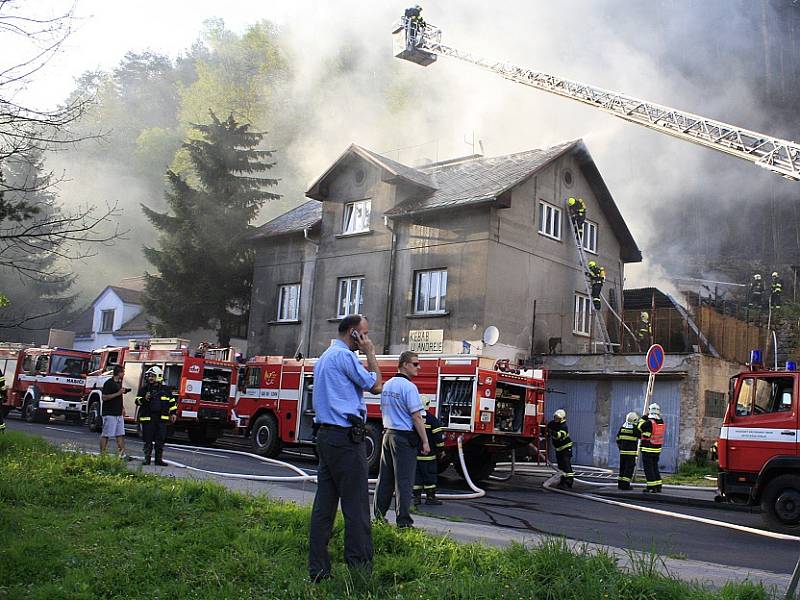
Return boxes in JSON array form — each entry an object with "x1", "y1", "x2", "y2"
[{"x1": 646, "y1": 344, "x2": 665, "y2": 374}]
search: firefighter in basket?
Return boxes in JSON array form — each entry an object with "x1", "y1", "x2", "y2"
[
  {"x1": 136, "y1": 366, "x2": 177, "y2": 466},
  {"x1": 547, "y1": 409, "x2": 574, "y2": 488}
]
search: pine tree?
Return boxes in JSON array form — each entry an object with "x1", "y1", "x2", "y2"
[{"x1": 142, "y1": 111, "x2": 279, "y2": 346}]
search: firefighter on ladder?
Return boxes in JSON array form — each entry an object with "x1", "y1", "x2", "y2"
[
  {"x1": 547, "y1": 409, "x2": 574, "y2": 488},
  {"x1": 771, "y1": 271, "x2": 783, "y2": 310},
  {"x1": 567, "y1": 197, "x2": 586, "y2": 232},
  {"x1": 638, "y1": 403, "x2": 665, "y2": 493},
  {"x1": 749, "y1": 273, "x2": 764, "y2": 308},
  {"x1": 136, "y1": 366, "x2": 177, "y2": 466},
  {"x1": 414, "y1": 398, "x2": 445, "y2": 506},
  {"x1": 587, "y1": 261, "x2": 605, "y2": 310},
  {"x1": 615, "y1": 411, "x2": 641, "y2": 490}
]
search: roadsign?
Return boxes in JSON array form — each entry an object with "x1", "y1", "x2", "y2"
[{"x1": 646, "y1": 344, "x2": 665, "y2": 374}]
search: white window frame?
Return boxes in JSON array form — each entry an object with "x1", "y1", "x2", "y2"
[
  {"x1": 414, "y1": 269, "x2": 448, "y2": 314},
  {"x1": 581, "y1": 220, "x2": 598, "y2": 254},
  {"x1": 337, "y1": 276, "x2": 364, "y2": 318},
  {"x1": 538, "y1": 201, "x2": 562, "y2": 241},
  {"x1": 574, "y1": 293, "x2": 592, "y2": 337},
  {"x1": 100, "y1": 309, "x2": 115, "y2": 333},
  {"x1": 342, "y1": 199, "x2": 371, "y2": 235},
  {"x1": 276, "y1": 283, "x2": 301, "y2": 322}
]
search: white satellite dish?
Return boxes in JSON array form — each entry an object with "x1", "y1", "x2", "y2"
[{"x1": 482, "y1": 325, "x2": 500, "y2": 346}]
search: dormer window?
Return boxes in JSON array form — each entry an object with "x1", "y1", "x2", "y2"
[
  {"x1": 100, "y1": 309, "x2": 115, "y2": 333},
  {"x1": 342, "y1": 200, "x2": 371, "y2": 234}
]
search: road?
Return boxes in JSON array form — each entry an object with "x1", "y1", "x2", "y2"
[{"x1": 5, "y1": 415, "x2": 798, "y2": 575}]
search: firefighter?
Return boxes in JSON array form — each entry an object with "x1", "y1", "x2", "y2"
[
  {"x1": 135, "y1": 366, "x2": 177, "y2": 466},
  {"x1": 567, "y1": 196, "x2": 586, "y2": 231},
  {"x1": 616, "y1": 411, "x2": 640, "y2": 490},
  {"x1": 587, "y1": 261, "x2": 605, "y2": 310},
  {"x1": 771, "y1": 272, "x2": 783, "y2": 309},
  {"x1": 547, "y1": 408, "x2": 574, "y2": 488},
  {"x1": 414, "y1": 398, "x2": 445, "y2": 506},
  {"x1": 404, "y1": 5, "x2": 425, "y2": 40},
  {"x1": 709, "y1": 440, "x2": 718, "y2": 463},
  {"x1": 637, "y1": 311, "x2": 652, "y2": 347},
  {"x1": 749, "y1": 274, "x2": 764, "y2": 308},
  {"x1": 0, "y1": 367, "x2": 6, "y2": 433},
  {"x1": 638, "y1": 403, "x2": 665, "y2": 493}
]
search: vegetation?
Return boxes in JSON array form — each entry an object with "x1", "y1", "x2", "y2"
[
  {"x1": 663, "y1": 459, "x2": 719, "y2": 486},
  {"x1": 0, "y1": 431, "x2": 773, "y2": 599}
]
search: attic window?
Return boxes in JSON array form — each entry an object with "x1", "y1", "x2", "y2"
[
  {"x1": 354, "y1": 168, "x2": 366, "y2": 184},
  {"x1": 563, "y1": 169, "x2": 574, "y2": 187}
]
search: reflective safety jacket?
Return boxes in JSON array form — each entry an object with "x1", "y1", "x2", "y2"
[
  {"x1": 616, "y1": 421, "x2": 641, "y2": 455},
  {"x1": 547, "y1": 418, "x2": 573, "y2": 452},
  {"x1": 772, "y1": 278, "x2": 784, "y2": 294},
  {"x1": 0, "y1": 367, "x2": 5, "y2": 401},
  {"x1": 568, "y1": 197, "x2": 586, "y2": 219},
  {"x1": 418, "y1": 411, "x2": 444, "y2": 461},
  {"x1": 638, "y1": 417, "x2": 665, "y2": 453},
  {"x1": 587, "y1": 264, "x2": 606, "y2": 285},
  {"x1": 135, "y1": 382, "x2": 177, "y2": 422}
]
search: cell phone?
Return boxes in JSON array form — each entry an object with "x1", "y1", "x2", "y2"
[{"x1": 350, "y1": 329, "x2": 361, "y2": 342}]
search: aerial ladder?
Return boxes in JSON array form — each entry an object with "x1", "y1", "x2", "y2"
[{"x1": 392, "y1": 15, "x2": 800, "y2": 181}]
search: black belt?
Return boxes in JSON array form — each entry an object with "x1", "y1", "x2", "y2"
[
  {"x1": 387, "y1": 428, "x2": 415, "y2": 435},
  {"x1": 319, "y1": 424, "x2": 351, "y2": 430}
]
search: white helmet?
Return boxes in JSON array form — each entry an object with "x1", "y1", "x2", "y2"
[
  {"x1": 553, "y1": 408, "x2": 566, "y2": 421},
  {"x1": 753, "y1": 274, "x2": 762, "y2": 280},
  {"x1": 626, "y1": 411, "x2": 639, "y2": 424},
  {"x1": 640, "y1": 311, "x2": 649, "y2": 320},
  {"x1": 772, "y1": 272, "x2": 779, "y2": 277},
  {"x1": 648, "y1": 402, "x2": 661, "y2": 417},
  {"x1": 145, "y1": 366, "x2": 163, "y2": 380}
]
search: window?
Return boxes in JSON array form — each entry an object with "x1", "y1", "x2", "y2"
[
  {"x1": 704, "y1": 390, "x2": 726, "y2": 418},
  {"x1": 581, "y1": 220, "x2": 598, "y2": 254},
  {"x1": 574, "y1": 293, "x2": 591, "y2": 336},
  {"x1": 277, "y1": 284, "x2": 301, "y2": 322},
  {"x1": 246, "y1": 367, "x2": 262, "y2": 389},
  {"x1": 337, "y1": 277, "x2": 364, "y2": 318},
  {"x1": 100, "y1": 309, "x2": 115, "y2": 332},
  {"x1": 538, "y1": 201, "x2": 561, "y2": 240},
  {"x1": 735, "y1": 376, "x2": 794, "y2": 416},
  {"x1": 342, "y1": 200, "x2": 371, "y2": 234},
  {"x1": 22, "y1": 354, "x2": 33, "y2": 373},
  {"x1": 415, "y1": 269, "x2": 448, "y2": 313},
  {"x1": 35, "y1": 355, "x2": 49, "y2": 373},
  {"x1": 89, "y1": 354, "x2": 102, "y2": 373},
  {"x1": 50, "y1": 355, "x2": 89, "y2": 377}
]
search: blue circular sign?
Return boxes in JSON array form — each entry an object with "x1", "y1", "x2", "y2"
[{"x1": 646, "y1": 344, "x2": 665, "y2": 373}]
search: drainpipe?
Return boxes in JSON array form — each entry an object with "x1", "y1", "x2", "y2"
[
  {"x1": 303, "y1": 227, "x2": 320, "y2": 357},
  {"x1": 383, "y1": 216, "x2": 398, "y2": 355}
]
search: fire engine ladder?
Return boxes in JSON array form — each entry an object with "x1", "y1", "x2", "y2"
[
  {"x1": 566, "y1": 207, "x2": 614, "y2": 353},
  {"x1": 393, "y1": 17, "x2": 800, "y2": 181}
]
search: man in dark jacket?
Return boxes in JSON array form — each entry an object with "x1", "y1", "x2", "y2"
[
  {"x1": 413, "y1": 399, "x2": 445, "y2": 506},
  {"x1": 0, "y1": 367, "x2": 6, "y2": 433},
  {"x1": 136, "y1": 366, "x2": 177, "y2": 466},
  {"x1": 616, "y1": 411, "x2": 640, "y2": 490},
  {"x1": 638, "y1": 403, "x2": 665, "y2": 493},
  {"x1": 547, "y1": 409, "x2": 574, "y2": 488}
]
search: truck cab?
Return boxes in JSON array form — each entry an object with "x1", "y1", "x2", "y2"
[{"x1": 717, "y1": 367, "x2": 800, "y2": 532}]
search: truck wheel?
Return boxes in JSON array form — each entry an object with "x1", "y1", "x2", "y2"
[
  {"x1": 251, "y1": 414, "x2": 281, "y2": 457},
  {"x1": 455, "y1": 447, "x2": 496, "y2": 483},
  {"x1": 23, "y1": 399, "x2": 47, "y2": 424},
  {"x1": 87, "y1": 401, "x2": 102, "y2": 432},
  {"x1": 365, "y1": 421, "x2": 383, "y2": 476},
  {"x1": 761, "y1": 474, "x2": 800, "y2": 533}
]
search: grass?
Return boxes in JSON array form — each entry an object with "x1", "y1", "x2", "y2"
[
  {"x1": 0, "y1": 431, "x2": 776, "y2": 600},
  {"x1": 663, "y1": 459, "x2": 719, "y2": 486}
]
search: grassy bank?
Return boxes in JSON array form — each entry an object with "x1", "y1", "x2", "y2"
[
  {"x1": 664, "y1": 459, "x2": 719, "y2": 486},
  {"x1": 0, "y1": 432, "x2": 772, "y2": 599}
]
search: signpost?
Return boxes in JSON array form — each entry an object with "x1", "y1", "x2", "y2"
[{"x1": 642, "y1": 344, "x2": 664, "y2": 415}]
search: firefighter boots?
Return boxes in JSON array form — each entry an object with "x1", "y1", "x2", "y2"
[
  {"x1": 413, "y1": 489, "x2": 422, "y2": 506},
  {"x1": 154, "y1": 449, "x2": 168, "y2": 467},
  {"x1": 425, "y1": 489, "x2": 443, "y2": 506},
  {"x1": 142, "y1": 451, "x2": 152, "y2": 466}
]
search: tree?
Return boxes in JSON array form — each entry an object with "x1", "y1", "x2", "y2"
[{"x1": 142, "y1": 111, "x2": 280, "y2": 345}]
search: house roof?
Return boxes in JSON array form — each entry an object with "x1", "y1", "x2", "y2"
[
  {"x1": 623, "y1": 287, "x2": 680, "y2": 310},
  {"x1": 250, "y1": 200, "x2": 322, "y2": 240},
  {"x1": 115, "y1": 311, "x2": 150, "y2": 335},
  {"x1": 70, "y1": 306, "x2": 95, "y2": 337}
]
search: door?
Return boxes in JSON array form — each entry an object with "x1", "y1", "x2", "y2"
[
  {"x1": 725, "y1": 375, "x2": 797, "y2": 473},
  {"x1": 545, "y1": 380, "x2": 597, "y2": 466},
  {"x1": 122, "y1": 363, "x2": 144, "y2": 420}
]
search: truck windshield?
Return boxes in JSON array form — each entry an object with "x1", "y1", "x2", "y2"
[{"x1": 50, "y1": 355, "x2": 89, "y2": 377}]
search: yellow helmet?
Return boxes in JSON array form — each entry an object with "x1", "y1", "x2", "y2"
[
  {"x1": 568, "y1": 197, "x2": 576, "y2": 206},
  {"x1": 588, "y1": 260, "x2": 597, "y2": 268}
]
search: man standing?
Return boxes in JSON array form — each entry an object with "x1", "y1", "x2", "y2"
[
  {"x1": 135, "y1": 366, "x2": 177, "y2": 466},
  {"x1": 749, "y1": 273, "x2": 764, "y2": 308},
  {"x1": 638, "y1": 403, "x2": 665, "y2": 493},
  {"x1": 615, "y1": 411, "x2": 640, "y2": 490},
  {"x1": 374, "y1": 351, "x2": 429, "y2": 528},
  {"x1": 308, "y1": 314, "x2": 383, "y2": 583},
  {"x1": 771, "y1": 271, "x2": 783, "y2": 310},
  {"x1": 547, "y1": 409, "x2": 574, "y2": 488},
  {"x1": 637, "y1": 311, "x2": 652, "y2": 348},
  {"x1": 100, "y1": 365, "x2": 129, "y2": 457}
]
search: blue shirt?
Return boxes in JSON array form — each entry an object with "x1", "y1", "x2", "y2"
[
  {"x1": 380, "y1": 374, "x2": 424, "y2": 431},
  {"x1": 313, "y1": 339, "x2": 377, "y2": 427}
]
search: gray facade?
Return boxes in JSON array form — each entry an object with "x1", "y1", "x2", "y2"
[{"x1": 248, "y1": 140, "x2": 641, "y2": 360}]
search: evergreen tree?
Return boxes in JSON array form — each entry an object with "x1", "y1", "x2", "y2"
[{"x1": 142, "y1": 111, "x2": 279, "y2": 346}]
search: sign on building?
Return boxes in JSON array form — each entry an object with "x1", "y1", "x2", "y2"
[{"x1": 409, "y1": 329, "x2": 444, "y2": 353}]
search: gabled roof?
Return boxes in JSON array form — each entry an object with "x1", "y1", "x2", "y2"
[
  {"x1": 115, "y1": 311, "x2": 150, "y2": 335},
  {"x1": 100, "y1": 285, "x2": 143, "y2": 305},
  {"x1": 306, "y1": 143, "x2": 436, "y2": 200},
  {"x1": 250, "y1": 200, "x2": 322, "y2": 240}
]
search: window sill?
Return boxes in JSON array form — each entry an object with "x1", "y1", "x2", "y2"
[
  {"x1": 405, "y1": 311, "x2": 450, "y2": 319},
  {"x1": 335, "y1": 230, "x2": 374, "y2": 239},
  {"x1": 582, "y1": 247, "x2": 597, "y2": 255},
  {"x1": 573, "y1": 331, "x2": 590, "y2": 338},
  {"x1": 537, "y1": 231, "x2": 562, "y2": 242},
  {"x1": 268, "y1": 320, "x2": 301, "y2": 325}
]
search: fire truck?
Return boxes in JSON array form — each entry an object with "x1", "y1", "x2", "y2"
[
  {"x1": 83, "y1": 338, "x2": 240, "y2": 444},
  {"x1": 717, "y1": 357, "x2": 800, "y2": 532},
  {"x1": 3, "y1": 346, "x2": 92, "y2": 423},
  {"x1": 234, "y1": 354, "x2": 546, "y2": 480}
]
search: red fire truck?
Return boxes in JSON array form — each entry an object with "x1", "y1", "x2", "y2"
[
  {"x1": 717, "y1": 361, "x2": 800, "y2": 532},
  {"x1": 234, "y1": 354, "x2": 546, "y2": 479},
  {"x1": 3, "y1": 346, "x2": 92, "y2": 423},
  {"x1": 83, "y1": 338, "x2": 240, "y2": 444}
]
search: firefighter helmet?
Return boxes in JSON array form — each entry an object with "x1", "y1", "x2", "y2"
[
  {"x1": 640, "y1": 311, "x2": 649, "y2": 321},
  {"x1": 568, "y1": 197, "x2": 576, "y2": 206},
  {"x1": 772, "y1": 271, "x2": 779, "y2": 277},
  {"x1": 753, "y1": 273, "x2": 762, "y2": 280},
  {"x1": 588, "y1": 260, "x2": 597, "y2": 268},
  {"x1": 648, "y1": 402, "x2": 661, "y2": 417},
  {"x1": 145, "y1": 366, "x2": 163, "y2": 381},
  {"x1": 553, "y1": 408, "x2": 566, "y2": 421},
  {"x1": 626, "y1": 411, "x2": 639, "y2": 424}
]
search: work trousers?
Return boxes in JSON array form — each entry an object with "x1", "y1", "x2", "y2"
[
  {"x1": 415, "y1": 457, "x2": 438, "y2": 490},
  {"x1": 308, "y1": 427, "x2": 372, "y2": 580},
  {"x1": 617, "y1": 453, "x2": 636, "y2": 489},
  {"x1": 374, "y1": 430, "x2": 419, "y2": 527},
  {"x1": 641, "y1": 451, "x2": 662, "y2": 488},
  {"x1": 555, "y1": 448, "x2": 574, "y2": 487},
  {"x1": 591, "y1": 283, "x2": 603, "y2": 308},
  {"x1": 141, "y1": 420, "x2": 167, "y2": 454}
]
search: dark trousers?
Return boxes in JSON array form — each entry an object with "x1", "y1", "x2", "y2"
[
  {"x1": 308, "y1": 427, "x2": 372, "y2": 579},
  {"x1": 555, "y1": 448, "x2": 573, "y2": 486},
  {"x1": 642, "y1": 451, "x2": 662, "y2": 487},
  {"x1": 415, "y1": 458, "x2": 438, "y2": 490},
  {"x1": 617, "y1": 453, "x2": 636, "y2": 488},
  {"x1": 142, "y1": 420, "x2": 167, "y2": 454},
  {"x1": 591, "y1": 283, "x2": 603, "y2": 308},
  {"x1": 374, "y1": 430, "x2": 418, "y2": 527}
]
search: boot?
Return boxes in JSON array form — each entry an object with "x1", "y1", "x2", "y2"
[
  {"x1": 142, "y1": 443, "x2": 152, "y2": 466},
  {"x1": 425, "y1": 489, "x2": 443, "y2": 506},
  {"x1": 413, "y1": 489, "x2": 422, "y2": 506},
  {"x1": 154, "y1": 448, "x2": 168, "y2": 466}
]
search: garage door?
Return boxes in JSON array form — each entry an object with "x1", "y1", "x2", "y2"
[{"x1": 545, "y1": 380, "x2": 597, "y2": 467}]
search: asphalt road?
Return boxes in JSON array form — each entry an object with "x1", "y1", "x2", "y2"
[{"x1": 5, "y1": 415, "x2": 799, "y2": 575}]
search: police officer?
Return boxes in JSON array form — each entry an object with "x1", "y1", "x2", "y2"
[
  {"x1": 616, "y1": 411, "x2": 640, "y2": 490},
  {"x1": 771, "y1": 272, "x2": 783, "y2": 309},
  {"x1": 587, "y1": 261, "x2": 605, "y2": 310},
  {"x1": 637, "y1": 311, "x2": 652, "y2": 347},
  {"x1": 413, "y1": 398, "x2": 445, "y2": 506},
  {"x1": 135, "y1": 366, "x2": 177, "y2": 466},
  {"x1": 749, "y1": 274, "x2": 764, "y2": 308},
  {"x1": 0, "y1": 367, "x2": 6, "y2": 433},
  {"x1": 567, "y1": 196, "x2": 586, "y2": 231},
  {"x1": 547, "y1": 409, "x2": 574, "y2": 488},
  {"x1": 638, "y1": 403, "x2": 665, "y2": 493}
]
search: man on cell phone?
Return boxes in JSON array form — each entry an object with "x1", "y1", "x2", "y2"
[{"x1": 100, "y1": 365, "x2": 129, "y2": 458}]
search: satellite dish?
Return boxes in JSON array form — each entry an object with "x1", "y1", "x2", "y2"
[{"x1": 482, "y1": 325, "x2": 500, "y2": 346}]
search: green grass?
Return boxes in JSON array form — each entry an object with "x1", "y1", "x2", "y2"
[
  {"x1": 0, "y1": 431, "x2": 775, "y2": 599},
  {"x1": 664, "y1": 459, "x2": 719, "y2": 486}
]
